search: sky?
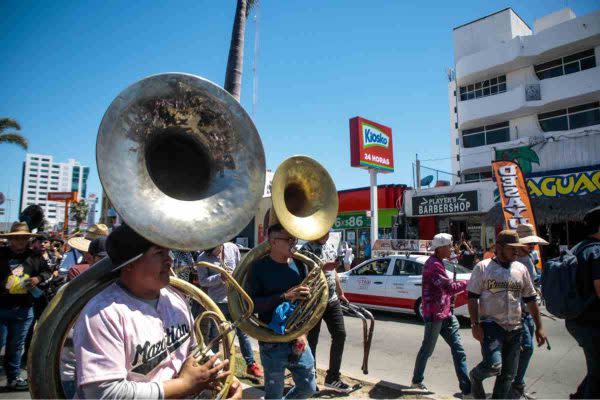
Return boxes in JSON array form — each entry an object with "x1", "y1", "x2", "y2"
[{"x1": 1, "y1": 0, "x2": 598, "y2": 223}]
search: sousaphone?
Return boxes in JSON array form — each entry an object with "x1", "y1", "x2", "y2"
[
  {"x1": 227, "y1": 155, "x2": 339, "y2": 342},
  {"x1": 28, "y1": 73, "x2": 265, "y2": 399}
]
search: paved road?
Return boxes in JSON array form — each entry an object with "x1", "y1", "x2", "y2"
[
  {"x1": 1, "y1": 307, "x2": 585, "y2": 399},
  {"x1": 307, "y1": 308, "x2": 585, "y2": 399}
]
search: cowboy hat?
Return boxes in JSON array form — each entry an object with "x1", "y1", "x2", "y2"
[
  {"x1": 68, "y1": 236, "x2": 91, "y2": 253},
  {"x1": 516, "y1": 224, "x2": 549, "y2": 245},
  {"x1": 85, "y1": 224, "x2": 109, "y2": 240},
  {"x1": 0, "y1": 221, "x2": 42, "y2": 238},
  {"x1": 496, "y1": 230, "x2": 527, "y2": 247}
]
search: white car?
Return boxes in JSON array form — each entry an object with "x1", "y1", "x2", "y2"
[{"x1": 339, "y1": 254, "x2": 472, "y2": 320}]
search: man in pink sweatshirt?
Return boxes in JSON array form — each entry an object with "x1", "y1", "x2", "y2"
[{"x1": 411, "y1": 233, "x2": 471, "y2": 396}]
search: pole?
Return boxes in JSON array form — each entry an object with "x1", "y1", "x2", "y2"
[
  {"x1": 64, "y1": 200, "x2": 70, "y2": 235},
  {"x1": 369, "y1": 169, "x2": 378, "y2": 246},
  {"x1": 416, "y1": 155, "x2": 421, "y2": 189}
]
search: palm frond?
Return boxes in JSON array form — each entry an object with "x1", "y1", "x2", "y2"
[
  {"x1": 0, "y1": 133, "x2": 28, "y2": 150},
  {"x1": 246, "y1": 0, "x2": 258, "y2": 17},
  {"x1": 0, "y1": 118, "x2": 21, "y2": 133}
]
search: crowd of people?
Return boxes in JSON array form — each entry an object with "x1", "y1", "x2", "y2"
[
  {"x1": 411, "y1": 206, "x2": 599, "y2": 400},
  {"x1": 1, "y1": 205, "x2": 598, "y2": 399}
]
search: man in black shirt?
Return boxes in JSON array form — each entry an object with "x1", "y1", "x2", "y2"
[
  {"x1": 248, "y1": 223, "x2": 317, "y2": 399},
  {"x1": 566, "y1": 206, "x2": 600, "y2": 399},
  {"x1": 0, "y1": 222, "x2": 52, "y2": 391}
]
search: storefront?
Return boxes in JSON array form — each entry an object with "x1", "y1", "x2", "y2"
[
  {"x1": 335, "y1": 184, "x2": 407, "y2": 262},
  {"x1": 403, "y1": 181, "x2": 497, "y2": 251},
  {"x1": 486, "y1": 166, "x2": 600, "y2": 254}
]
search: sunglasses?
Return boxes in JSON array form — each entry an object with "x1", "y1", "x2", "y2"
[{"x1": 273, "y1": 236, "x2": 298, "y2": 244}]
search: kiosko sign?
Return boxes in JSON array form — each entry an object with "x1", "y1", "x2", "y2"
[
  {"x1": 349, "y1": 117, "x2": 394, "y2": 173},
  {"x1": 412, "y1": 191, "x2": 478, "y2": 216}
]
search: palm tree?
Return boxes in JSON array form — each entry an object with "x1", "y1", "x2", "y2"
[
  {"x1": 70, "y1": 200, "x2": 89, "y2": 230},
  {"x1": 224, "y1": 0, "x2": 257, "y2": 101},
  {"x1": 0, "y1": 118, "x2": 28, "y2": 150}
]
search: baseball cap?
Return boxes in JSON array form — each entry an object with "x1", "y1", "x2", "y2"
[
  {"x1": 106, "y1": 224, "x2": 154, "y2": 270},
  {"x1": 428, "y1": 233, "x2": 453, "y2": 251}
]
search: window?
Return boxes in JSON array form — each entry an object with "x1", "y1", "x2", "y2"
[
  {"x1": 31, "y1": 157, "x2": 39, "y2": 161},
  {"x1": 538, "y1": 102, "x2": 600, "y2": 132},
  {"x1": 443, "y1": 260, "x2": 472, "y2": 274},
  {"x1": 352, "y1": 259, "x2": 389, "y2": 276},
  {"x1": 393, "y1": 259, "x2": 422, "y2": 276},
  {"x1": 459, "y1": 75, "x2": 506, "y2": 101},
  {"x1": 462, "y1": 121, "x2": 509, "y2": 148},
  {"x1": 534, "y1": 49, "x2": 596, "y2": 80},
  {"x1": 30, "y1": 162, "x2": 38, "y2": 166},
  {"x1": 30, "y1": 168, "x2": 38, "y2": 172},
  {"x1": 464, "y1": 169, "x2": 493, "y2": 183}
]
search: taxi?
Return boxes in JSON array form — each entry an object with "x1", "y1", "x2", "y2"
[{"x1": 338, "y1": 253, "x2": 472, "y2": 320}]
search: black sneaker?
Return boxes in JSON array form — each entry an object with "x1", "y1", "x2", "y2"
[
  {"x1": 324, "y1": 379, "x2": 351, "y2": 393},
  {"x1": 469, "y1": 370, "x2": 486, "y2": 400},
  {"x1": 6, "y1": 377, "x2": 29, "y2": 391}
]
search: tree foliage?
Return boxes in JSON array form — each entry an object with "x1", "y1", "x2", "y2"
[
  {"x1": 70, "y1": 200, "x2": 89, "y2": 229},
  {"x1": 0, "y1": 117, "x2": 28, "y2": 150}
]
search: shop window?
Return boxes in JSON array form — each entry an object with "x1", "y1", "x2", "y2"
[
  {"x1": 534, "y1": 49, "x2": 596, "y2": 80},
  {"x1": 462, "y1": 121, "x2": 509, "y2": 148},
  {"x1": 459, "y1": 75, "x2": 506, "y2": 101},
  {"x1": 538, "y1": 101, "x2": 600, "y2": 132}
]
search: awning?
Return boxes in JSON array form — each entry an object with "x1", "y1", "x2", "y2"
[{"x1": 484, "y1": 193, "x2": 600, "y2": 226}]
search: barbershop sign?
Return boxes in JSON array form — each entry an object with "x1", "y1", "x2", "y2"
[{"x1": 412, "y1": 190, "x2": 478, "y2": 216}]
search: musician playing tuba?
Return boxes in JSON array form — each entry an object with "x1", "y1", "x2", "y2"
[
  {"x1": 247, "y1": 223, "x2": 318, "y2": 399},
  {"x1": 72, "y1": 224, "x2": 242, "y2": 399}
]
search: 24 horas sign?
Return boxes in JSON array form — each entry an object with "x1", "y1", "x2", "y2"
[
  {"x1": 412, "y1": 190, "x2": 478, "y2": 216},
  {"x1": 349, "y1": 117, "x2": 394, "y2": 172}
]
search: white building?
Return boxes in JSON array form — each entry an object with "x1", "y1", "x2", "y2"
[
  {"x1": 19, "y1": 154, "x2": 90, "y2": 229},
  {"x1": 404, "y1": 7, "x2": 600, "y2": 249},
  {"x1": 450, "y1": 7, "x2": 600, "y2": 183}
]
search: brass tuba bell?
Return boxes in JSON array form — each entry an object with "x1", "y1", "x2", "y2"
[
  {"x1": 28, "y1": 73, "x2": 265, "y2": 399},
  {"x1": 228, "y1": 155, "x2": 338, "y2": 342}
]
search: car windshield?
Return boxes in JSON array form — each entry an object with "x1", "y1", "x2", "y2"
[{"x1": 443, "y1": 260, "x2": 471, "y2": 274}]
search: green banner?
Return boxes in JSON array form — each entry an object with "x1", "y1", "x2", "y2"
[{"x1": 335, "y1": 209, "x2": 396, "y2": 229}]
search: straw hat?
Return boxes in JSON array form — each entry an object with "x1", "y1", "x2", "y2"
[
  {"x1": 516, "y1": 224, "x2": 549, "y2": 245},
  {"x1": 68, "y1": 236, "x2": 91, "y2": 253},
  {"x1": 0, "y1": 222, "x2": 41, "y2": 238},
  {"x1": 85, "y1": 224, "x2": 109, "y2": 240}
]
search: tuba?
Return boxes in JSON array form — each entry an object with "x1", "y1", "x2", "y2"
[
  {"x1": 227, "y1": 155, "x2": 339, "y2": 342},
  {"x1": 28, "y1": 73, "x2": 265, "y2": 399}
]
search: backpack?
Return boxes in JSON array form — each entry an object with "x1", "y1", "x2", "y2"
[{"x1": 541, "y1": 240, "x2": 598, "y2": 319}]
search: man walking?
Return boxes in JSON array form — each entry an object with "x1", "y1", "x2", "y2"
[
  {"x1": 411, "y1": 233, "x2": 471, "y2": 396},
  {"x1": 248, "y1": 223, "x2": 317, "y2": 399},
  {"x1": 565, "y1": 206, "x2": 600, "y2": 399},
  {"x1": 0, "y1": 222, "x2": 52, "y2": 390},
  {"x1": 512, "y1": 223, "x2": 548, "y2": 399},
  {"x1": 303, "y1": 232, "x2": 351, "y2": 392},
  {"x1": 197, "y1": 243, "x2": 263, "y2": 378},
  {"x1": 468, "y1": 230, "x2": 547, "y2": 399}
]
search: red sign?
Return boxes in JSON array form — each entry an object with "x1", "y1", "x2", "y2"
[
  {"x1": 349, "y1": 117, "x2": 394, "y2": 173},
  {"x1": 47, "y1": 192, "x2": 78, "y2": 202}
]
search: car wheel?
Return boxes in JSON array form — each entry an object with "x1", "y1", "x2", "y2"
[{"x1": 414, "y1": 298, "x2": 423, "y2": 321}]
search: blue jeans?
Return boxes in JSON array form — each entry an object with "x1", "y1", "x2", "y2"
[
  {"x1": 514, "y1": 314, "x2": 534, "y2": 386},
  {"x1": 0, "y1": 306, "x2": 34, "y2": 381},
  {"x1": 412, "y1": 315, "x2": 471, "y2": 394},
  {"x1": 566, "y1": 319, "x2": 600, "y2": 399},
  {"x1": 259, "y1": 341, "x2": 317, "y2": 399},
  {"x1": 471, "y1": 321, "x2": 522, "y2": 399},
  {"x1": 206, "y1": 303, "x2": 255, "y2": 366}
]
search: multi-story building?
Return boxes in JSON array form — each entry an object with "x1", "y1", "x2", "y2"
[
  {"x1": 19, "y1": 153, "x2": 90, "y2": 229},
  {"x1": 405, "y1": 7, "x2": 600, "y2": 250}
]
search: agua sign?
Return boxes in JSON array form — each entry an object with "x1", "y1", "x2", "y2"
[{"x1": 349, "y1": 117, "x2": 394, "y2": 173}]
